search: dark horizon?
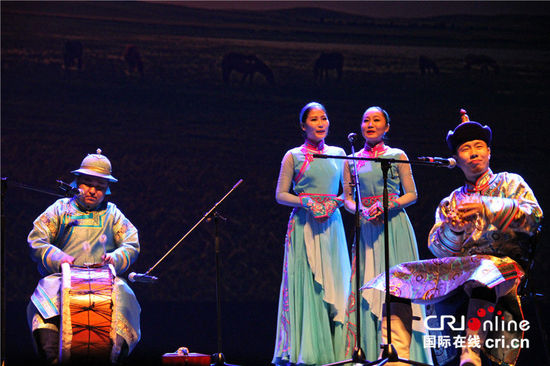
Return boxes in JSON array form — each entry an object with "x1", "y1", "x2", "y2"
[{"x1": 167, "y1": 1, "x2": 550, "y2": 18}]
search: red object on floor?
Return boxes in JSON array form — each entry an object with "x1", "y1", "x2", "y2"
[{"x1": 162, "y1": 352, "x2": 212, "y2": 365}]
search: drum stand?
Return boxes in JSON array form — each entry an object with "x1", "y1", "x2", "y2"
[
  {"x1": 312, "y1": 153, "x2": 439, "y2": 366},
  {"x1": 140, "y1": 179, "x2": 244, "y2": 366}
]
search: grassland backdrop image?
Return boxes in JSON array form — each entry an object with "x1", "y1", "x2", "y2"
[{"x1": 2, "y1": 2, "x2": 549, "y2": 365}]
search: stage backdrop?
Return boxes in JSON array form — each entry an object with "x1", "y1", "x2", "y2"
[{"x1": 2, "y1": 2, "x2": 549, "y2": 365}]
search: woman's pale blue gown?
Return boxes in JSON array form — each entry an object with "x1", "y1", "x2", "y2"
[
  {"x1": 343, "y1": 143, "x2": 432, "y2": 364},
  {"x1": 273, "y1": 143, "x2": 351, "y2": 366}
]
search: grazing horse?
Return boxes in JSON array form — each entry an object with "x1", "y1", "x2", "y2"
[
  {"x1": 464, "y1": 54, "x2": 499, "y2": 74},
  {"x1": 314, "y1": 52, "x2": 343, "y2": 82},
  {"x1": 418, "y1": 55, "x2": 439, "y2": 74},
  {"x1": 221, "y1": 53, "x2": 275, "y2": 85},
  {"x1": 123, "y1": 45, "x2": 144, "y2": 77},
  {"x1": 63, "y1": 40, "x2": 83, "y2": 71}
]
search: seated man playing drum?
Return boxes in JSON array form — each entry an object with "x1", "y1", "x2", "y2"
[
  {"x1": 27, "y1": 149, "x2": 141, "y2": 365},
  {"x1": 365, "y1": 112, "x2": 542, "y2": 366}
]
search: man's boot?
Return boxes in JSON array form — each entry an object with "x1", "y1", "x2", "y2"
[
  {"x1": 380, "y1": 297, "x2": 413, "y2": 366},
  {"x1": 460, "y1": 296, "x2": 495, "y2": 366},
  {"x1": 34, "y1": 329, "x2": 59, "y2": 365}
]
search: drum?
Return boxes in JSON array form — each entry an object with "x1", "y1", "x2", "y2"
[{"x1": 59, "y1": 263, "x2": 116, "y2": 363}]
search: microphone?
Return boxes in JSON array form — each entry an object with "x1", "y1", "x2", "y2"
[
  {"x1": 417, "y1": 156, "x2": 457, "y2": 169},
  {"x1": 347, "y1": 133, "x2": 358, "y2": 143},
  {"x1": 56, "y1": 180, "x2": 83, "y2": 197},
  {"x1": 68, "y1": 187, "x2": 83, "y2": 196},
  {"x1": 128, "y1": 272, "x2": 159, "y2": 283}
]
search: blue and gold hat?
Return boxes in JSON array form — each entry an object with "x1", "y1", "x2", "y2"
[{"x1": 446, "y1": 109, "x2": 492, "y2": 152}]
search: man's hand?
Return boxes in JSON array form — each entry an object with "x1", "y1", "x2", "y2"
[
  {"x1": 456, "y1": 202, "x2": 484, "y2": 220},
  {"x1": 59, "y1": 254, "x2": 75, "y2": 266},
  {"x1": 446, "y1": 199, "x2": 484, "y2": 233},
  {"x1": 102, "y1": 253, "x2": 115, "y2": 266},
  {"x1": 446, "y1": 209, "x2": 468, "y2": 233}
]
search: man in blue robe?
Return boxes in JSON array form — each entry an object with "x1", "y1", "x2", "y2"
[{"x1": 27, "y1": 149, "x2": 141, "y2": 365}]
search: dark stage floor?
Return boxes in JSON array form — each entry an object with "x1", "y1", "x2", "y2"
[
  {"x1": 5, "y1": 300, "x2": 278, "y2": 365},
  {"x1": 5, "y1": 299, "x2": 549, "y2": 365}
]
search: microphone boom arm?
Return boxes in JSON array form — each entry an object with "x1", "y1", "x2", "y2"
[
  {"x1": 312, "y1": 153, "x2": 446, "y2": 167},
  {"x1": 1, "y1": 177, "x2": 65, "y2": 198},
  {"x1": 143, "y1": 179, "x2": 244, "y2": 276}
]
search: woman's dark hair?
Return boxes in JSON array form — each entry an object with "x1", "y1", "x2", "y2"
[
  {"x1": 364, "y1": 106, "x2": 390, "y2": 124},
  {"x1": 299, "y1": 102, "x2": 326, "y2": 125}
]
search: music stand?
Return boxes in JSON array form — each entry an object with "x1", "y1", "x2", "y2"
[{"x1": 312, "y1": 153, "x2": 441, "y2": 366}]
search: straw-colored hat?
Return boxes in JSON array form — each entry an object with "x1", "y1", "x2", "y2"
[{"x1": 71, "y1": 148, "x2": 118, "y2": 182}]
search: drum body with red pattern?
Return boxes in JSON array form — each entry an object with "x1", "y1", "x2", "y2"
[{"x1": 59, "y1": 263, "x2": 115, "y2": 363}]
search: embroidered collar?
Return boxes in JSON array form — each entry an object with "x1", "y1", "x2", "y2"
[
  {"x1": 295, "y1": 140, "x2": 325, "y2": 183},
  {"x1": 304, "y1": 139, "x2": 325, "y2": 152},
  {"x1": 362, "y1": 141, "x2": 388, "y2": 157},
  {"x1": 353, "y1": 142, "x2": 388, "y2": 170},
  {"x1": 464, "y1": 168, "x2": 494, "y2": 193},
  {"x1": 72, "y1": 198, "x2": 107, "y2": 213}
]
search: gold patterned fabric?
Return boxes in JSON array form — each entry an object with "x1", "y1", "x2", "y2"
[
  {"x1": 429, "y1": 169, "x2": 542, "y2": 260},
  {"x1": 365, "y1": 169, "x2": 542, "y2": 366}
]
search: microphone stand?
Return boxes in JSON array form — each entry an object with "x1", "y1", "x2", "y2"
[
  {"x1": 1, "y1": 178, "x2": 6, "y2": 366},
  {"x1": 311, "y1": 155, "x2": 438, "y2": 366},
  {"x1": 345, "y1": 137, "x2": 366, "y2": 364},
  {"x1": 139, "y1": 179, "x2": 244, "y2": 366},
  {"x1": 212, "y1": 211, "x2": 228, "y2": 366},
  {"x1": 0, "y1": 177, "x2": 74, "y2": 366}
]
